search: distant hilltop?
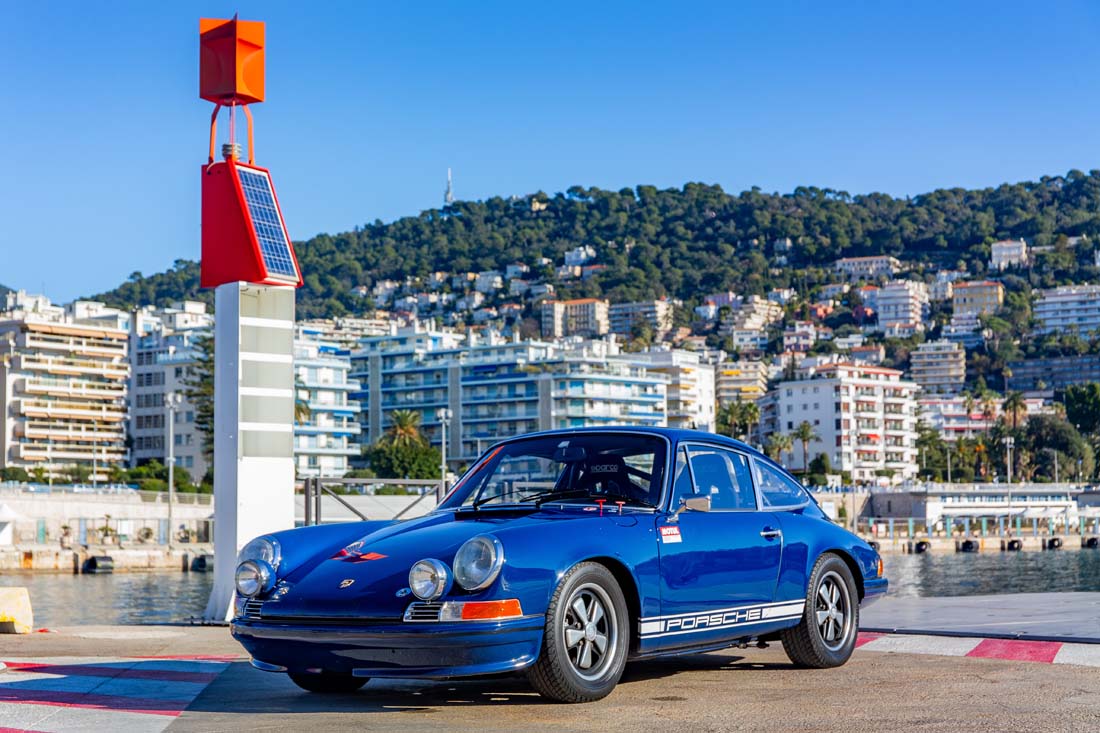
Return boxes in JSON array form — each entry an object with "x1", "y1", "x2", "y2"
[{"x1": 91, "y1": 170, "x2": 1100, "y2": 319}]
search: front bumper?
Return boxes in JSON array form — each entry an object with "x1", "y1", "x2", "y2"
[
  {"x1": 231, "y1": 615, "x2": 545, "y2": 679},
  {"x1": 861, "y1": 577, "x2": 888, "y2": 607}
]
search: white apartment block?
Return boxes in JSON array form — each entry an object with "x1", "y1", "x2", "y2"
[
  {"x1": 909, "y1": 339, "x2": 965, "y2": 395},
  {"x1": 540, "y1": 299, "x2": 610, "y2": 339},
  {"x1": 632, "y1": 347, "x2": 715, "y2": 431},
  {"x1": 609, "y1": 300, "x2": 675, "y2": 340},
  {"x1": 952, "y1": 280, "x2": 1004, "y2": 318},
  {"x1": 350, "y1": 327, "x2": 667, "y2": 467},
  {"x1": 0, "y1": 292, "x2": 130, "y2": 481},
  {"x1": 1033, "y1": 284, "x2": 1100, "y2": 336},
  {"x1": 293, "y1": 328, "x2": 362, "y2": 478},
  {"x1": 564, "y1": 245, "x2": 597, "y2": 267},
  {"x1": 715, "y1": 360, "x2": 769, "y2": 405},
  {"x1": 918, "y1": 395, "x2": 1050, "y2": 442},
  {"x1": 129, "y1": 302, "x2": 213, "y2": 482},
  {"x1": 783, "y1": 321, "x2": 818, "y2": 352},
  {"x1": 834, "y1": 255, "x2": 901, "y2": 281},
  {"x1": 990, "y1": 239, "x2": 1028, "y2": 271},
  {"x1": 764, "y1": 363, "x2": 919, "y2": 485},
  {"x1": 876, "y1": 280, "x2": 929, "y2": 335}
]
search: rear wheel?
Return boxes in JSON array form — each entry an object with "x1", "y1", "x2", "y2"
[
  {"x1": 527, "y1": 562, "x2": 629, "y2": 703},
  {"x1": 288, "y1": 672, "x2": 368, "y2": 694},
  {"x1": 781, "y1": 553, "x2": 859, "y2": 668}
]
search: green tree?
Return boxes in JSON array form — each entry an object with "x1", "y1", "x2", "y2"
[
  {"x1": 364, "y1": 440, "x2": 440, "y2": 480},
  {"x1": 184, "y1": 333, "x2": 215, "y2": 465},
  {"x1": 0, "y1": 467, "x2": 29, "y2": 482},
  {"x1": 1064, "y1": 383, "x2": 1100, "y2": 434},
  {"x1": 386, "y1": 409, "x2": 426, "y2": 448},
  {"x1": 1002, "y1": 391, "x2": 1027, "y2": 431}
]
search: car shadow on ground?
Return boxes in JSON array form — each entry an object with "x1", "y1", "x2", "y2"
[{"x1": 182, "y1": 652, "x2": 796, "y2": 715}]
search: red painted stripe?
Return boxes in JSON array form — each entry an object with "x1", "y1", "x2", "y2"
[
  {"x1": 0, "y1": 689, "x2": 183, "y2": 716},
  {"x1": 2, "y1": 661, "x2": 219, "y2": 684},
  {"x1": 855, "y1": 632, "x2": 885, "y2": 648},
  {"x1": 131, "y1": 654, "x2": 239, "y2": 661},
  {"x1": 966, "y1": 638, "x2": 1062, "y2": 664},
  {"x1": 0, "y1": 727, "x2": 53, "y2": 733}
]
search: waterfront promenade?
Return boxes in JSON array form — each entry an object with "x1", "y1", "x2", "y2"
[{"x1": 2, "y1": 622, "x2": 1099, "y2": 732}]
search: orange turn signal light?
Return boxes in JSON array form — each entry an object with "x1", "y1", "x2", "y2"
[
  {"x1": 876, "y1": 557, "x2": 884, "y2": 578},
  {"x1": 460, "y1": 599, "x2": 523, "y2": 620}
]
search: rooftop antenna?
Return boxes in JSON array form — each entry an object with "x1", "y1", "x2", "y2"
[{"x1": 445, "y1": 167, "x2": 454, "y2": 207}]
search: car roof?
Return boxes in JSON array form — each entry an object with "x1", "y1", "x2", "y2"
[{"x1": 491, "y1": 426, "x2": 770, "y2": 463}]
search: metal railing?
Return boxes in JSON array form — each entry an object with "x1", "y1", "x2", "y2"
[{"x1": 300, "y1": 477, "x2": 444, "y2": 526}]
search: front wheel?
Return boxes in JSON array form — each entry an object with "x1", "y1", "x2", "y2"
[
  {"x1": 780, "y1": 553, "x2": 859, "y2": 668},
  {"x1": 527, "y1": 562, "x2": 629, "y2": 703},
  {"x1": 288, "y1": 671, "x2": 368, "y2": 694}
]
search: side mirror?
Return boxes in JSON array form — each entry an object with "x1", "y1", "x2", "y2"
[{"x1": 669, "y1": 494, "x2": 711, "y2": 522}]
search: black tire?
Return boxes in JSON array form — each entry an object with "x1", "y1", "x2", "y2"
[
  {"x1": 780, "y1": 553, "x2": 859, "y2": 668},
  {"x1": 288, "y1": 672, "x2": 368, "y2": 694},
  {"x1": 527, "y1": 562, "x2": 629, "y2": 703}
]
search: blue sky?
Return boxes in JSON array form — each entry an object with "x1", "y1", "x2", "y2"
[{"x1": 3, "y1": 1, "x2": 1100, "y2": 302}]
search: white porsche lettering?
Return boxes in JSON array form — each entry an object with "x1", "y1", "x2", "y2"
[{"x1": 643, "y1": 602, "x2": 801, "y2": 637}]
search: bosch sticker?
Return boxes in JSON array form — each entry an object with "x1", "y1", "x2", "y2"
[{"x1": 659, "y1": 526, "x2": 682, "y2": 544}]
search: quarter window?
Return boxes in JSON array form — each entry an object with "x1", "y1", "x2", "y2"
[
  {"x1": 756, "y1": 460, "x2": 811, "y2": 508},
  {"x1": 684, "y1": 446, "x2": 757, "y2": 511}
]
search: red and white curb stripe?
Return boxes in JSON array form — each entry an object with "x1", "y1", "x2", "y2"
[
  {"x1": 0, "y1": 655, "x2": 234, "y2": 733},
  {"x1": 856, "y1": 632, "x2": 1100, "y2": 666}
]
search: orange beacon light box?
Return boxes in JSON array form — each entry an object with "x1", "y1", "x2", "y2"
[{"x1": 200, "y1": 17, "x2": 265, "y2": 105}]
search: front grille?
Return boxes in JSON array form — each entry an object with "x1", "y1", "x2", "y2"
[
  {"x1": 242, "y1": 599, "x2": 264, "y2": 619},
  {"x1": 403, "y1": 601, "x2": 443, "y2": 622}
]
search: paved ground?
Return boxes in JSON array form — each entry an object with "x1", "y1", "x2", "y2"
[
  {"x1": 862, "y1": 592, "x2": 1100, "y2": 642},
  {"x1": 2, "y1": 626, "x2": 1100, "y2": 732}
]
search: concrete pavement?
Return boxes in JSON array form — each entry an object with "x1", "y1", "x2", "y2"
[{"x1": 2, "y1": 626, "x2": 1099, "y2": 732}]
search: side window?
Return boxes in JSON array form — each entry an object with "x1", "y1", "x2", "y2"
[
  {"x1": 756, "y1": 460, "x2": 811, "y2": 508},
  {"x1": 686, "y1": 446, "x2": 757, "y2": 511}
]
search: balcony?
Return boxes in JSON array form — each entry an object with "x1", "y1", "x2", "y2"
[{"x1": 17, "y1": 399, "x2": 126, "y2": 422}]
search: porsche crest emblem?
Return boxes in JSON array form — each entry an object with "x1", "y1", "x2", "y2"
[{"x1": 338, "y1": 579, "x2": 355, "y2": 589}]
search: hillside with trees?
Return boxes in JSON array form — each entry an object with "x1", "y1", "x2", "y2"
[{"x1": 92, "y1": 170, "x2": 1100, "y2": 319}]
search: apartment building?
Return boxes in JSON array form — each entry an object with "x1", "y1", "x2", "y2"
[
  {"x1": 762, "y1": 363, "x2": 919, "y2": 484},
  {"x1": 1006, "y1": 355, "x2": 1100, "y2": 392},
  {"x1": 783, "y1": 321, "x2": 819, "y2": 352},
  {"x1": 293, "y1": 327, "x2": 362, "y2": 478},
  {"x1": 715, "y1": 360, "x2": 769, "y2": 405},
  {"x1": 0, "y1": 292, "x2": 129, "y2": 481},
  {"x1": 952, "y1": 281, "x2": 1004, "y2": 318},
  {"x1": 609, "y1": 300, "x2": 675, "y2": 341},
  {"x1": 129, "y1": 302, "x2": 213, "y2": 481},
  {"x1": 631, "y1": 347, "x2": 715, "y2": 431},
  {"x1": 1033, "y1": 284, "x2": 1100, "y2": 335},
  {"x1": 909, "y1": 339, "x2": 966, "y2": 395},
  {"x1": 876, "y1": 280, "x2": 929, "y2": 336},
  {"x1": 834, "y1": 255, "x2": 901, "y2": 281},
  {"x1": 918, "y1": 395, "x2": 1050, "y2": 442},
  {"x1": 990, "y1": 239, "x2": 1028, "y2": 271},
  {"x1": 350, "y1": 327, "x2": 667, "y2": 467},
  {"x1": 540, "y1": 298, "x2": 610, "y2": 339}
]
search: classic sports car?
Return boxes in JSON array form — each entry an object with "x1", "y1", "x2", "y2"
[{"x1": 231, "y1": 428, "x2": 887, "y2": 702}]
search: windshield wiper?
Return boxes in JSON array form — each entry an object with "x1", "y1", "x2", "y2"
[{"x1": 532, "y1": 489, "x2": 657, "y2": 509}]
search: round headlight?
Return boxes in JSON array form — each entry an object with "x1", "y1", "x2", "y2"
[
  {"x1": 453, "y1": 534, "x2": 504, "y2": 591},
  {"x1": 408, "y1": 558, "x2": 450, "y2": 600},
  {"x1": 239, "y1": 536, "x2": 281, "y2": 571},
  {"x1": 235, "y1": 559, "x2": 273, "y2": 598}
]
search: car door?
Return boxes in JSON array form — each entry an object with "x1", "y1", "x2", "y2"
[{"x1": 648, "y1": 443, "x2": 783, "y2": 646}]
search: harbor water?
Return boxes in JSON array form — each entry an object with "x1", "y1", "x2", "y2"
[{"x1": 2, "y1": 552, "x2": 1099, "y2": 626}]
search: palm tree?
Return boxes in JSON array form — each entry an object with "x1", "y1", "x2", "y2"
[
  {"x1": 1002, "y1": 391, "x2": 1027, "y2": 431},
  {"x1": 741, "y1": 402, "x2": 760, "y2": 446},
  {"x1": 962, "y1": 392, "x2": 976, "y2": 437},
  {"x1": 387, "y1": 409, "x2": 426, "y2": 447},
  {"x1": 294, "y1": 378, "x2": 311, "y2": 425},
  {"x1": 791, "y1": 421, "x2": 820, "y2": 476},
  {"x1": 765, "y1": 433, "x2": 793, "y2": 463}
]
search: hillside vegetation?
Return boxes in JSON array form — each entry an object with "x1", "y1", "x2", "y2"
[{"x1": 93, "y1": 171, "x2": 1100, "y2": 318}]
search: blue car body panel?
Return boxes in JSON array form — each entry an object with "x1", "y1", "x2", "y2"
[{"x1": 231, "y1": 427, "x2": 887, "y2": 679}]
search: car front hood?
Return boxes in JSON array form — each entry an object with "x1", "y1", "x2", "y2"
[{"x1": 263, "y1": 507, "x2": 643, "y2": 620}]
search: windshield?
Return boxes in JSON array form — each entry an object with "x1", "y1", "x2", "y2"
[{"x1": 441, "y1": 433, "x2": 668, "y2": 509}]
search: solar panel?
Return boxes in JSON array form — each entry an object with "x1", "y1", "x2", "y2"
[{"x1": 236, "y1": 166, "x2": 299, "y2": 280}]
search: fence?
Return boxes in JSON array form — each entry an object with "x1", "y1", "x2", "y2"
[{"x1": 299, "y1": 477, "x2": 444, "y2": 525}]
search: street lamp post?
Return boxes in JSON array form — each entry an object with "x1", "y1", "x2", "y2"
[
  {"x1": 436, "y1": 407, "x2": 453, "y2": 501},
  {"x1": 166, "y1": 392, "x2": 182, "y2": 548}
]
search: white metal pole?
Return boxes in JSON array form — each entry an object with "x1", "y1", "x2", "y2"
[{"x1": 167, "y1": 393, "x2": 175, "y2": 549}]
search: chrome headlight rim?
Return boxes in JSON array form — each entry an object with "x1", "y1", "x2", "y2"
[
  {"x1": 408, "y1": 558, "x2": 451, "y2": 601},
  {"x1": 453, "y1": 534, "x2": 504, "y2": 592},
  {"x1": 235, "y1": 559, "x2": 274, "y2": 598},
  {"x1": 238, "y1": 536, "x2": 282, "y2": 572}
]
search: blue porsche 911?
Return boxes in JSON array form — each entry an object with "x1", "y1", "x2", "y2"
[{"x1": 231, "y1": 428, "x2": 887, "y2": 702}]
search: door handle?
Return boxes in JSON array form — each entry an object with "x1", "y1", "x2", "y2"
[{"x1": 760, "y1": 527, "x2": 782, "y2": 540}]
